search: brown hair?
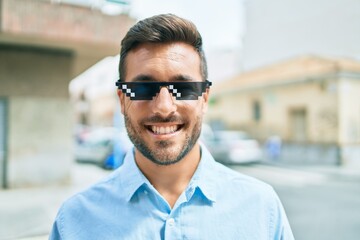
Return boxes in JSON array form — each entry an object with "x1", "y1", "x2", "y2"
[{"x1": 119, "y1": 14, "x2": 208, "y2": 81}]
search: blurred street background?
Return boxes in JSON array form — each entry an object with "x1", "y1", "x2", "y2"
[{"x1": 1, "y1": 0, "x2": 360, "y2": 239}]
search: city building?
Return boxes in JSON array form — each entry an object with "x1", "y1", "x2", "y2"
[
  {"x1": 208, "y1": 56, "x2": 360, "y2": 166},
  {"x1": 0, "y1": 0, "x2": 134, "y2": 188}
]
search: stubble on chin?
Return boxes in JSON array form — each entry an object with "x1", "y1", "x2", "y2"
[{"x1": 124, "y1": 114, "x2": 202, "y2": 166}]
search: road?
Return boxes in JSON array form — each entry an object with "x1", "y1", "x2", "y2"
[{"x1": 228, "y1": 163, "x2": 360, "y2": 240}]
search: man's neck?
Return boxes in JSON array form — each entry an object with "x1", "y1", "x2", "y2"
[{"x1": 134, "y1": 143, "x2": 201, "y2": 208}]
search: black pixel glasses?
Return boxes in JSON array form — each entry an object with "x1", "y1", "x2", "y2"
[{"x1": 116, "y1": 80, "x2": 212, "y2": 101}]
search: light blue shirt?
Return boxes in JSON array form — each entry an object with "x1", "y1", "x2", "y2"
[{"x1": 50, "y1": 145, "x2": 294, "y2": 240}]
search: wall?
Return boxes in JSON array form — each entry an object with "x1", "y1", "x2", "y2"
[
  {"x1": 0, "y1": 45, "x2": 73, "y2": 187},
  {"x1": 279, "y1": 143, "x2": 340, "y2": 165},
  {"x1": 338, "y1": 77, "x2": 360, "y2": 165},
  {"x1": 1, "y1": 0, "x2": 132, "y2": 45},
  {"x1": 338, "y1": 77, "x2": 360, "y2": 144},
  {"x1": 8, "y1": 97, "x2": 72, "y2": 187},
  {"x1": 209, "y1": 78, "x2": 339, "y2": 143},
  {"x1": 1, "y1": 0, "x2": 135, "y2": 78},
  {"x1": 0, "y1": 45, "x2": 73, "y2": 97}
]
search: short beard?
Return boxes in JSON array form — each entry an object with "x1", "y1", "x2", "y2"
[{"x1": 124, "y1": 114, "x2": 202, "y2": 166}]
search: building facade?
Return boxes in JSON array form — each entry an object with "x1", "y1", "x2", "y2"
[
  {"x1": 208, "y1": 56, "x2": 360, "y2": 166},
  {"x1": 0, "y1": 0, "x2": 134, "y2": 188}
]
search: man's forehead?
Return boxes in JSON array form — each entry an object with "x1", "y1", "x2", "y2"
[
  {"x1": 128, "y1": 42, "x2": 198, "y2": 60},
  {"x1": 125, "y1": 42, "x2": 202, "y2": 81}
]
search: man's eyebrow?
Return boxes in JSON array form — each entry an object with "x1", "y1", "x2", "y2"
[
  {"x1": 169, "y1": 75, "x2": 196, "y2": 82},
  {"x1": 130, "y1": 75, "x2": 157, "y2": 82},
  {"x1": 130, "y1": 74, "x2": 196, "y2": 82}
]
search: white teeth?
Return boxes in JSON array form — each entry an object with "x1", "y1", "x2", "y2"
[
  {"x1": 160, "y1": 127, "x2": 165, "y2": 134},
  {"x1": 150, "y1": 125, "x2": 178, "y2": 134}
]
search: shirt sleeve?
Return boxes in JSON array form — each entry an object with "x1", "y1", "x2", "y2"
[
  {"x1": 48, "y1": 218, "x2": 62, "y2": 240},
  {"x1": 271, "y1": 191, "x2": 295, "y2": 240}
]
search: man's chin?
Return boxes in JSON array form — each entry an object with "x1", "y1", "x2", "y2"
[
  {"x1": 155, "y1": 139, "x2": 175, "y2": 148},
  {"x1": 147, "y1": 146, "x2": 182, "y2": 165}
]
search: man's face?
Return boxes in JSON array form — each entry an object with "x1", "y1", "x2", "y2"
[{"x1": 118, "y1": 42, "x2": 209, "y2": 165}]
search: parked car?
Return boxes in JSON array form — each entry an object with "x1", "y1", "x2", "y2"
[
  {"x1": 75, "y1": 127, "x2": 132, "y2": 169},
  {"x1": 201, "y1": 126, "x2": 262, "y2": 164}
]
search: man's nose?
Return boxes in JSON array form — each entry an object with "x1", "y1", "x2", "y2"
[{"x1": 152, "y1": 87, "x2": 177, "y2": 116}]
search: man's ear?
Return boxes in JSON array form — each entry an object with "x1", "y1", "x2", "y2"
[
  {"x1": 202, "y1": 88, "x2": 210, "y2": 114},
  {"x1": 117, "y1": 89, "x2": 125, "y2": 115}
]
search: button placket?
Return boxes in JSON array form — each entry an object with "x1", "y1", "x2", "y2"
[
  {"x1": 167, "y1": 217, "x2": 175, "y2": 227},
  {"x1": 164, "y1": 206, "x2": 186, "y2": 240}
]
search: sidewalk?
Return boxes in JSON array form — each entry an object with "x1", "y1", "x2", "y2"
[
  {"x1": 262, "y1": 160, "x2": 360, "y2": 181},
  {"x1": 0, "y1": 163, "x2": 110, "y2": 240},
  {"x1": 301, "y1": 164, "x2": 360, "y2": 180}
]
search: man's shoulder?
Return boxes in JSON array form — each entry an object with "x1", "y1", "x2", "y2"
[
  {"x1": 212, "y1": 162, "x2": 275, "y2": 197},
  {"x1": 201, "y1": 144, "x2": 274, "y2": 195},
  {"x1": 51, "y1": 167, "x2": 135, "y2": 238},
  {"x1": 60, "y1": 168, "x2": 126, "y2": 213}
]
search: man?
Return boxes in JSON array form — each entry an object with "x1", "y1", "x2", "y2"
[{"x1": 50, "y1": 14, "x2": 294, "y2": 239}]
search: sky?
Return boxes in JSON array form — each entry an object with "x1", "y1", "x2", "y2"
[
  {"x1": 65, "y1": 0, "x2": 246, "y2": 51},
  {"x1": 129, "y1": 0, "x2": 245, "y2": 52}
]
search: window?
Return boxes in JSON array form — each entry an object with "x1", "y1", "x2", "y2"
[{"x1": 253, "y1": 100, "x2": 261, "y2": 122}]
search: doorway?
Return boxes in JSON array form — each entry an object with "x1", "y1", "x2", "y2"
[{"x1": 289, "y1": 108, "x2": 307, "y2": 142}]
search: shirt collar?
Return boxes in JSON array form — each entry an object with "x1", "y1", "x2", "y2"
[
  {"x1": 120, "y1": 143, "x2": 218, "y2": 203},
  {"x1": 120, "y1": 148, "x2": 149, "y2": 202},
  {"x1": 187, "y1": 143, "x2": 217, "y2": 203}
]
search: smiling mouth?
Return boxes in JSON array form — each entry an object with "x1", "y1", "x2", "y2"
[{"x1": 146, "y1": 124, "x2": 184, "y2": 135}]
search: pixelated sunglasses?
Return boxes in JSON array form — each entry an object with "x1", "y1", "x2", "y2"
[{"x1": 116, "y1": 80, "x2": 212, "y2": 100}]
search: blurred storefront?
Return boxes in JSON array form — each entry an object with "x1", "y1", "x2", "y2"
[
  {"x1": 209, "y1": 56, "x2": 360, "y2": 166},
  {"x1": 0, "y1": 0, "x2": 134, "y2": 188}
]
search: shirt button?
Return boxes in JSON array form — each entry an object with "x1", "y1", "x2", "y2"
[
  {"x1": 167, "y1": 218, "x2": 175, "y2": 227},
  {"x1": 144, "y1": 190, "x2": 148, "y2": 195}
]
